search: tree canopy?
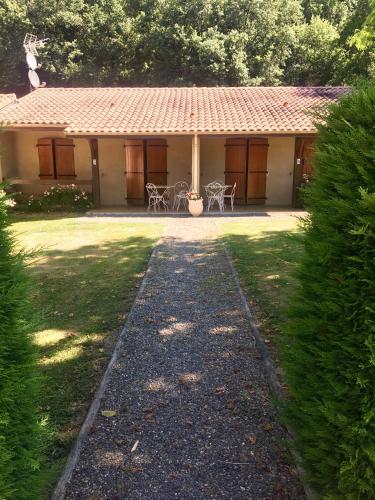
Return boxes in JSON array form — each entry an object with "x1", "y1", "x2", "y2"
[{"x1": 0, "y1": 0, "x2": 374, "y2": 91}]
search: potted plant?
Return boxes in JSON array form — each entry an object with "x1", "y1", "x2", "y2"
[{"x1": 187, "y1": 191, "x2": 203, "y2": 217}]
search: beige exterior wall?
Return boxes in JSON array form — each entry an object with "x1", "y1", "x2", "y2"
[
  {"x1": 2, "y1": 130, "x2": 295, "y2": 206},
  {"x1": 266, "y1": 136, "x2": 295, "y2": 206},
  {"x1": 74, "y1": 138, "x2": 92, "y2": 179},
  {"x1": 14, "y1": 130, "x2": 65, "y2": 180},
  {"x1": 2, "y1": 131, "x2": 93, "y2": 194},
  {"x1": 200, "y1": 137, "x2": 226, "y2": 187},
  {"x1": 98, "y1": 136, "x2": 192, "y2": 206},
  {"x1": 98, "y1": 138, "x2": 126, "y2": 206},
  {"x1": 166, "y1": 136, "x2": 192, "y2": 187},
  {"x1": 200, "y1": 136, "x2": 295, "y2": 206},
  {"x1": 0, "y1": 132, "x2": 16, "y2": 180}
]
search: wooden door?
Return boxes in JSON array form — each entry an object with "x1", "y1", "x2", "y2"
[
  {"x1": 224, "y1": 138, "x2": 247, "y2": 204},
  {"x1": 124, "y1": 139, "x2": 145, "y2": 203},
  {"x1": 293, "y1": 137, "x2": 315, "y2": 207},
  {"x1": 247, "y1": 138, "x2": 268, "y2": 205},
  {"x1": 146, "y1": 139, "x2": 167, "y2": 185}
]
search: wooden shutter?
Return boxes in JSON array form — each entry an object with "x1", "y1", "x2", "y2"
[
  {"x1": 124, "y1": 139, "x2": 145, "y2": 203},
  {"x1": 36, "y1": 138, "x2": 54, "y2": 179},
  {"x1": 225, "y1": 138, "x2": 247, "y2": 204},
  {"x1": 146, "y1": 139, "x2": 167, "y2": 185},
  {"x1": 55, "y1": 138, "x2": 76, "y2": 178},
  {"x1": 293, "y1": 137, "x2": 315, "y2": 207},
  {"x1": 247, "y1": 138, "x2": 268, "y2": 205}
]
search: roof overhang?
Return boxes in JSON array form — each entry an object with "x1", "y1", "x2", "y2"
[
  {"x1": 65, "y1": 129, "x2": 317, "y2": 137},
  {"x1": 4, "y1": 126, "x2": 317, "y2": 137}
]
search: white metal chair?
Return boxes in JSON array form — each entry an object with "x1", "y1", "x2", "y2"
[
  {"x1": 173, "y1": 181, "x2": 190, "y2": 211},
  {"x1": 146, "y1": 183, "x2": 167, "y2": 212},
  {"x1": 205, "y1": 182, "x2": 226, "y2": 212},
  {"x1": 223, "y1": 182, "x2": 236, "y2": 211}
]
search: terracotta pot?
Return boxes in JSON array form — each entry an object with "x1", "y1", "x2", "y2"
[{"x1": 188, "y1": 199, "x2": 203, "y2": 217}]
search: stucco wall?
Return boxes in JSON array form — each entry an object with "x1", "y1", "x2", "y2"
[
  {"x1": 98, "y1": 136, "x2": 192, "y2": 206},
  {"x1": 266, "y1": 136, "x2": 295, "y2": 206},
  {"x1": 4, "y1": 131, "x2": 93, "y2": 194},
  {"x1": 200, "y1": 137, "x2": 225, "y2": 188},
  {"x1": 14, "y1": 130, "x2": 65, "y2": 179},
  {"x1": 74, "y1": 138, "x2": 92, "y2": 179},
  {"x1": 0, "y1": 132, "x2": 16, "y2": 180},
  {"x1": 3, "y1": 131, "x2": 295, "y2": 206},
  {"x1": 98, "y1": 138, "x2": 126, "y2": 206},
  {"x1": 167, "y1": 136, "x2": 192, "y2": 187}
]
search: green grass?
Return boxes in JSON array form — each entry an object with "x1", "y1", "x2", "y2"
[
  {"x1": 10, "y1": 214, "x2": 163, "y2": 497},
  {"x1": 220, "y1": 217, "x2": 303, "y2": 351}
]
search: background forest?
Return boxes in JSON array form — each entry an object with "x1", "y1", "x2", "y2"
[{"x1": 0, "y1": 0, "x2": 374, "y2": 92}]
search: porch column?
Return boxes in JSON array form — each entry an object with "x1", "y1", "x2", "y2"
[
  {"x1": 191, "y1": 134, "x2": 200, "y2": 193},
  {"x1": 88, "y1": 138, "x2": 101, "y2": 208}
]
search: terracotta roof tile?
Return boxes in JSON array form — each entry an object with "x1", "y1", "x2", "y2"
[{"x1": 0, "y1": 86, "x2": 349, "y2": 134}]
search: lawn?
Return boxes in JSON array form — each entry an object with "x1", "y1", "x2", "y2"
[
  {"x1": 11, "y1": 214, "x2": 163, "y2": 497},
  {"x1": 220, "y1": 217, "x2": 304, "y2": 358}
]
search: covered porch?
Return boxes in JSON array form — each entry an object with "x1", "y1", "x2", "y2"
[
  {"x1": 1, "y1": 130, "x2": 314, "y2": 211},
  {"x1": 89, "y1": 133, "x2": 303, "y2": 209}
]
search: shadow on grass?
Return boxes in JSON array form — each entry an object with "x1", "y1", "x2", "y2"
[
  {"x1": 29, "y1": 235, "x2": 158, "y2": 496},
  {"x1": 221, "y1": 229, "x2": 303, "y2": 331},
  {"x1": 58, "y1": 234, "x2": 305, "y2": 499},
  {"x1": 11, "y1": 211, "x2": 83, "y2": 223}
]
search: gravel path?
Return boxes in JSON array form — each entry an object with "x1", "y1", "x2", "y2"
[{"x1": 63, "y1": 218, "x2": 304, "y2": 499}]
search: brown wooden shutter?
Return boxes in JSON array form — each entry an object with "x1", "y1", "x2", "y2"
[
  {"x1": 36, "y1": 138, "x2": 54, "y2": 179},
  {"x1": 225, "y1": 138, "x2": 247, "y2": 204},
  {"x1": 247, "y1": 138, "x2": 268, "y2": 205},
  {"x1": 146, "y1": 139, "x2": 167, "y2": 185},
  {"x1": 124, "y1": 139, "x2": 145, "y2": 203},
  {"x1": 55, "y1": 138, "x2": 76, "y2": 178}
]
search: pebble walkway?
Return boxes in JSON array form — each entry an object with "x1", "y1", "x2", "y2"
[{"x1": 63, "y1": 218, "x2": 304, "y2": 499}]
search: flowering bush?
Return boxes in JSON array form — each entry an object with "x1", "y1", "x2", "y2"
[
  {"x1": 0, "y1": 189, "x2": 16, "y2": 210},
  {"x1": 186, "y1": 191, "x2": 202, "y2": 201},
  {"x1": 13, "y1": 185, "x2": 93, "y2": 212}
]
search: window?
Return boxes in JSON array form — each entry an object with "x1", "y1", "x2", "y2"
[{"x1": 36, "y1": 138, "x2": 76, "y2": 179}]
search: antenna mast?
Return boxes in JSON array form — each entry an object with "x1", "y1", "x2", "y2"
[{"x1": 23, "y1": 33, "x2": 48, "y2": 90}]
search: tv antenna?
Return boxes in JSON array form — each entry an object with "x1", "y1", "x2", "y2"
[{"x1": 23, "y1": 33, "x2": 48, "y2": 90}]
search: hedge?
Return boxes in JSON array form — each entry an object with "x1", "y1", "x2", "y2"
[
  {"x1": 282, "y1": 83, "x2": 375, "y2": 498},
  {"x1": 0, "y1": 187, "x2": 43, "y2": 498}
]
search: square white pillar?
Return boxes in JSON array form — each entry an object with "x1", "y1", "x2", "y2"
[{"x1": 191, "y1": 134, "x2": 200, "y2": 193}]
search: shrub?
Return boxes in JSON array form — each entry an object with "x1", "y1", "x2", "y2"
[
  {"x1": 282, "y1": 83, "x2": 375, "y2": 498},
  {"x1": 0, "y1": 187, "x2": 43, "y2": 498},
  {"x1": 13, "y1": 184, "x2": 93, "y2": 212}
]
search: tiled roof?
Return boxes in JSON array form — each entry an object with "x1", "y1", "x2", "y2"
[
  {"x1": 0, "y1": 86, "x2": 349, "y2": 134},
  {"x1": 0, "y1": 93, "x2": 16, "y2": 110}
]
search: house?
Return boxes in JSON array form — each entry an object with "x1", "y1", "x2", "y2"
[{"x1": 0, "y1": 86, "x2": 349, "y2": 208}]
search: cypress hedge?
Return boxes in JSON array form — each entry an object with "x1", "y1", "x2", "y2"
[
  {"x1": 0, "y1": 188, "x2": 42, "y2": 498},
  {"x1": 283, "y1": 83, "x2": 375, "y2": 498}
]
